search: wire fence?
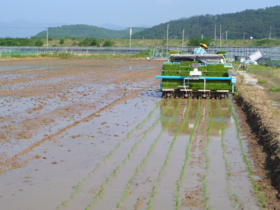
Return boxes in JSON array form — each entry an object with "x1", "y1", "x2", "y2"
[
  {"x1": 0, "y1": 46, "x2": 149, "y2": 56},
  {"x1": 0, "y1": 46, "x2": 279, "y2": 66},
  {"x1": 150, "y1": 46, "x2": 280, "y2": 66}
]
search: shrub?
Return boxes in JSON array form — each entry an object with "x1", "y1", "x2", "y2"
[
  {"x1": 169, "y1": 50, "x2": 179, "y2": 54},
  {"x1": 90, "y1": 38, "x2": 100, "y2": 47},
  {"x1": 135, "y1": 49, "x2": 150, "y2": 57},
  {"x1": 79, "y1": 38, "x2": 100, "y2": 47},
  {"x1": 217, "y1": 51, "x2": 226, "y2": 54},
  {"x1": 59, "y1": 38, "x2": 65, "y2": 45},
  {"x1": 34, "y1": 40, "x2": 44, "y2": 46},
  {"x1": 188, "y1": 37, "x2": 213, "y2": 46},
  {"x1": 103, "y1": 40, "x2": 114, "y2": 47}
]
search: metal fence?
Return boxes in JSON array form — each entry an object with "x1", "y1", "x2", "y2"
[
  {"x1": 150, "y1": 46, "x2": 280, "y2": 65},
  {"x1": 0, "y1": 46, "x2": 149, "y2": 56},
  {"x1": 0, "y1": 46, "x2": 279, "y2": 66}
]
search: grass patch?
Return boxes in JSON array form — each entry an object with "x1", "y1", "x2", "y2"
[
  {"x1": 269, "y1": 87, "x2": 280, "y2": 92},
  {"x1": 258, "y1": 79, "x2": 267, "y2": 84}
]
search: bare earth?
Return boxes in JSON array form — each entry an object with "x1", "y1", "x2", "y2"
[{"x1": 0, "y1": 58, "x2": 279, "y2": 210}]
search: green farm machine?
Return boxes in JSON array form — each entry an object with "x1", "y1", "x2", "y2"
[{"x1": 156, "y1": 54, "x2": 236, "y2": 99}]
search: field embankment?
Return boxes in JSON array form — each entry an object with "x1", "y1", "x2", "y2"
[{"x1": 234, "y1": 69, "x2": 280, "y2": 208}]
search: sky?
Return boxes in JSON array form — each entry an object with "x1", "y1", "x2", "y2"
[{"x1": 0, "y1": 0, "x2": 279, "y2": 27}]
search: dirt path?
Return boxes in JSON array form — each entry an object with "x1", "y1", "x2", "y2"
[{"x1": 1, "y1": 58, "x2": 280, "y2": 209}]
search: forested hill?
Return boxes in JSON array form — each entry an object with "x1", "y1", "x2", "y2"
[
  {"x1": 33, "y1": 25, "x2": 146, "y2": 39},
  {"x1": 132, "y1": 6, "x2": 280, "y2": 40}
]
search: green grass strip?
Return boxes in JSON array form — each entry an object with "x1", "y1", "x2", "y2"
[
  {"x1": 216, "y1": 99, "x2": 239, "y2": 208},
  {"x1": 174, "y1": 98, "x2": 201, "y2": 210},
  {"x1": 84, "y1": 99, "x2": 174, "y2": 210},
  {"x1": 57, "y1": 99, "x2": 163, "y2": 209},
  {"x1": 116, "y1": 99, "x2": 182, "y2": 209},
  {"x1": 147, "y1": 99, "x2": 192, "y2": 209},
  {"x1": 226, "y1": 98, "x2": 265, "y2": 208},
  {"x1": 202, "y1": 99, "x2": 213, "y2": 209}
]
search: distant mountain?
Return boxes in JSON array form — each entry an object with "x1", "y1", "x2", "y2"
[
  {"x1": 0, "y1": 19, "x2": 67, "y2": 38},
  {"x1": 97, "y1": 24, "x2": 128, "y2": 30},
  {"x1": 97, "y1": 23, "x2": 151, "y2": 30},
  {"x1": 33, "y1": 24, "x2": 146, "y2": 39},
  {"x1": 132, "y1": 5, "x2": 280, "y2": 39}
]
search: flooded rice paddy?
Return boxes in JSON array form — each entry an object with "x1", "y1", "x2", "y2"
[{"x1": 0, "y1": 58, "x2": 271, "y2": 209}]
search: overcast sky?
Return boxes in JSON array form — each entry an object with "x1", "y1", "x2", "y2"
[{"x1": 0, "y1": 0, "x2": 279, "y2": 27}]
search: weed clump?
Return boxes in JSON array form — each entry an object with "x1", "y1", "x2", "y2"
[{"x1": 258, "y1": 79, "x2": 267, "y2": 84}]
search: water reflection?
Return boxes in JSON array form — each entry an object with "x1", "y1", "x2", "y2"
[{"x1": 160, "y1": 99, "x2": 232, "y2": 136}]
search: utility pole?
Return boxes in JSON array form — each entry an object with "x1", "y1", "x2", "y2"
[
  {"x1": 129, "y1": 28, "x2": 132, "y2": 48},
  {"x1": 182, "y1": 29, "x2": 184, "y2": 47},
  {"x1": 226, "y1": 30, "x2": 227, "y2": 47},
  {"x1": 220, "y1": 25, "x2": 222, "y2": 46},
  {"x1": 214, "y1": 25, "x2": 216, "y2": 40},
  {"x1": 166, "y1": 24, "x2": 169, "y2": 52},
  {"x1": 201, "y1": 34, "x2": 203, "y2": 39},
  {"x1": 46, "y1": 27, "x2": 48, "y2": 47},
  {"x1": 269, "y1": 27, "x2": 272, "y2": 39},
  {"x1": 243, "y1": 32, "x2": 246, "y2": 40}
]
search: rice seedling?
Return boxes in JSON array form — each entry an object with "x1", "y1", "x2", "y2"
[
  {"x1": 116, "y1": 99, "x2": 182, "y2": 209},
  {"x1": 175, "y1": 98, "x2": 201, "y2": 210},
  {"x1": 146, "y1": 99, "x2": 192, "y2": 209},
  {"x1": 226, "y1": 99, "x2": 265, "y2": 208},
  {"x1": 84, "y1": 99, "x2": 174, "y2": 210},
  {"x1": 57, "y1": 99, "x2": 164, "y2": 209},
  {"x1": 202, "y1": 99, "x2": 213, "y2": 209},
  {"x1": 217, "y1": 99, "x2": 239, "y2": 207}
]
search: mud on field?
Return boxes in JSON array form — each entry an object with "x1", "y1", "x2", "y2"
[{"x1": 0, "y1": 58, "x2": 280, "y2": 210}]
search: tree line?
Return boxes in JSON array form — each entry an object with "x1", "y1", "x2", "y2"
[{"x1": 132, "y1": 6, "x2": 280, "y2": 40}]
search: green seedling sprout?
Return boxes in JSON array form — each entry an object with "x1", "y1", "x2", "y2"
[
  {"x1": 116, "y1": 99, "x2": 182, "y2": 209},
  {"x1": 57, "y1": 99, "x2": 164, "y2": 209},
  {"x1": 226, "y1": 98, "x2": 265, "y2": 208},
  {"x1": 84, "y1": 99, "x2": 174, "y2": 210},
  {"x1": 175, "y1": 98, "x2": 201, "y2": 210},
  {"x1": 147, "y1": 99, "x2": 192, "y2": 209},
  {"x1": 216, "y1": 99, "x2": 240, "y2": 207}
]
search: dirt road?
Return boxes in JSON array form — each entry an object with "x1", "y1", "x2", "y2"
[{"x1": 0, "y1": 58, "x2": 279, "y2": 209}]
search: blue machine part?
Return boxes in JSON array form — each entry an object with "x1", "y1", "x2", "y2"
[
  {"x1": 156, "y1": 75, "x2": 235, "y2": 93},
  {"x1": 173, "y1": 62, "x2": 181, "y2": 65},
  {"x1": 156, "y1": 76, "x2": 231, "y2": 80},
  {"x1": 164, "y1": 62, "x2": 173, "y2": 65},
  {"x1": 198, "y1": 63, "x2": 233, "y2": 68}
]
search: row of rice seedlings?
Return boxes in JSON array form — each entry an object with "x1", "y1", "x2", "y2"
[
  {"x1": 57, "y1": 99, "x2": 163, "y2": 209},
  {"x1": 202, "y1": 99, "x2": 213, "y2": 209},
  {"x1": 116, "y1": 99, "x2": 182, "y2": 209},
  {"x1": 147, "y1": 99, "x2": 192, "y2": 209},
  {"x1": 84, "y1": 99, "x2": 174, "y2": 210},
  {"x1": 226, "y1": 99, "x2": 265, "y2": 208},
  {"x1": 216, "y1": 99, "x2": 239, "y2": 208},
  {"x1": 175, "y1": 98, "x2": 201, "y2": 210}
]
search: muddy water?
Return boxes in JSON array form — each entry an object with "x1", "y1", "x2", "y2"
[{"x1": 0, "y1": 59, "x2": 263, "y2": 210}]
